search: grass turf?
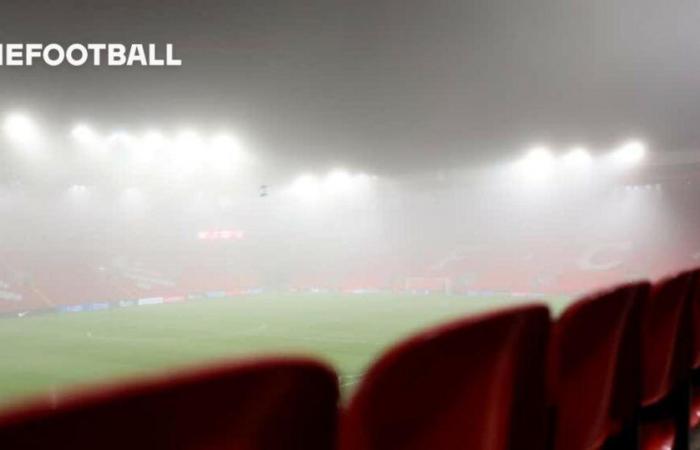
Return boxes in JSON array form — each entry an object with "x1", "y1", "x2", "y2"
[{"x1": 0, "y1": 294, "x2": 572, "y2": 407}]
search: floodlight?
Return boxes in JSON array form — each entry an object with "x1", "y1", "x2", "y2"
[
  {"x1": 208, "y1": 132, "x2": 245, "y2": 172},
  {"x1": 612, "y1": 140, "x2": 646, "y2": 166},
  {"x1": 3, "y1": 113, "x2": 39, "y2": 145},
  {"x1": 517, "y1": 146, "x2": 555, "y2": 181},
  {"x1": 326, "y1": 169, "x2": 353, "y2": 193},
  {"x1": 71, "y1": 124, "x2": 98, "y2": 144},
  {"x1": 130, "y1": 130, "x2": 164, "y2": 167},
  {"x1": 171, "y1": 129, "x2": 204, "y2": 176},
  {"x1": 67, "y1": 185, "x2": 90, "y2": 203},
  {"x1": 289, "y1": 174, "x2": 321, "y2": 201}
]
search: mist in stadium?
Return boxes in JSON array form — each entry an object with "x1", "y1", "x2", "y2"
[{"x1": 1, "y1": 1, "x2": 700, "y2": 449}]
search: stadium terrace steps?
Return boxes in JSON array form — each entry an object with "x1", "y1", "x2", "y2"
[{"x1": 0, "y1": 266, "x2": 698, "y2": 450}]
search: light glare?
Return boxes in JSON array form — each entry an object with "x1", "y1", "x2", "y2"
[
  {"x1": 171, "y1": 129, "x2": 204, "y2": 176},
  {"x1": 3, "y1": 113, "x2": 39, "y2": 145},
  {"x1": 517, "y1": 146, "x2": 555, "y2": 181},
  {"x1": 131, "y1": 130, "x2": 165, "y2": 167},
  {"x1": 210, "y1": 133, "x2": 241, "y2": 150},
  {"x1": 562, "y1": 147, "x2": 592, "y2": 168},
  {"x1": 142, "y1": 130, "x2": 166, "y2": 148},
  {"x1": 71, "y1": 124, "x2": 98, "y2": 144},
  {"x1": 612, "y1": 140, "x2": 647, "y2": 165},
  {"x1": 326, "y1": 169, "x2": 354, "y2": 193},
  {"x1": 208, "y1": 133, "x2": 245, "y2": 172},
  {"x1": 289, "y1": 174, "x2": 321, "y2": 201},
  {"x1": 108, "y1": 131, "x2": 133, "y2": 146}
]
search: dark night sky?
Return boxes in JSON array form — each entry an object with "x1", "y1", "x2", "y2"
[{"x1": 1, "y1": 0, "x2": 700, "y2": 173}]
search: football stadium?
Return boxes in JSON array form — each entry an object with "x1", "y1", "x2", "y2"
[{"x1": 2, "y1": 1, "x2": 700, "y2": 450}]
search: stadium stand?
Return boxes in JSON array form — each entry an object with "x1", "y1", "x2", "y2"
[
  {"x1": 639, "y1": 271, "x2": 695, "y2": 450},
  {"x1": 0, "y1": 357, "x2": 339, "y2": 450},
  {"x1": 547, "y1": 282, "x2": 648, "y2": 450},
  {"x1": 338, "y1": 304, "x2": 550, "y2": 450}
]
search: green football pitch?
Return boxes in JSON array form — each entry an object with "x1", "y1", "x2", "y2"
[{"x1": 0, "y1": 294, "x2": 572, "y2": 407}]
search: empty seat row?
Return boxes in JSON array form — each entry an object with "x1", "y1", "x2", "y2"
[{"x1": 0, "y1": 267, "x2": 698, "y2": 450}]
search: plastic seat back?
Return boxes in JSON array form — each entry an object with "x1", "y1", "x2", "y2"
[
  {"x1": 689, "y1": 269, "x2": 700, "y2": 371},
  {"x1": 0, "y1": 357, "x2": 339, "y2": 450},
  {"x1": 640, "y1": 272, "x2": 693, "y2": 407},
  {"x1": 548, "y1": 283, "x2": 645, "y2": 450},
  {"x1": 340, "y1": 304, "x2": 550, "y2": 450}
]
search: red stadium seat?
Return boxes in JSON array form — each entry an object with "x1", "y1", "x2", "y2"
[
  {"x1": 690, "y1": 395, "x2": 700, "y2": 430},
  {"x1": 640, "y1": 419, "x2": 676, "y2": 450},
  {"x1": 638, "y1": 271, "x2": 695, "y2": 450},
  {"x1": 547, "y1": 282, "x2": 648, "y2": 450},
  {"x1": 687, "y1": 269, "x2": 700, "y2": 429},
  {"x1": 0, "y1": 357, "x2": 339, "y2": 450},
  {"x1": 339, "y1": 304, "x2": 550, "y2": 450},
  {"x1": 690, "y1": 269, "x2": 700, "y2": 372}
]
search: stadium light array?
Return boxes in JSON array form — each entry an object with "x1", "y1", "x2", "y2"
[
  {"x1": 3, "y1": 113, "x2": 40, "y2": 145},
  {"x1": 1, "y1": 111, "x2": 265, "y2": 187},
  {"x1": 511, "y1": 139, "x2": 650, "y2": 186}
]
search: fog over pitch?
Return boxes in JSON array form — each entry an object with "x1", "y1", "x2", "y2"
[
  {"x1": 0, "y1": 0, "x2": 698, "y2": 305},
  {"x1": 1, "y1": 0, "x2": 699, "y2": 173}
]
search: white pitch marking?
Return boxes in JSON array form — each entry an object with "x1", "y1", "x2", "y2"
[{"x1": 340, "y1": 374, "x2": 364, "y2": 388}]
